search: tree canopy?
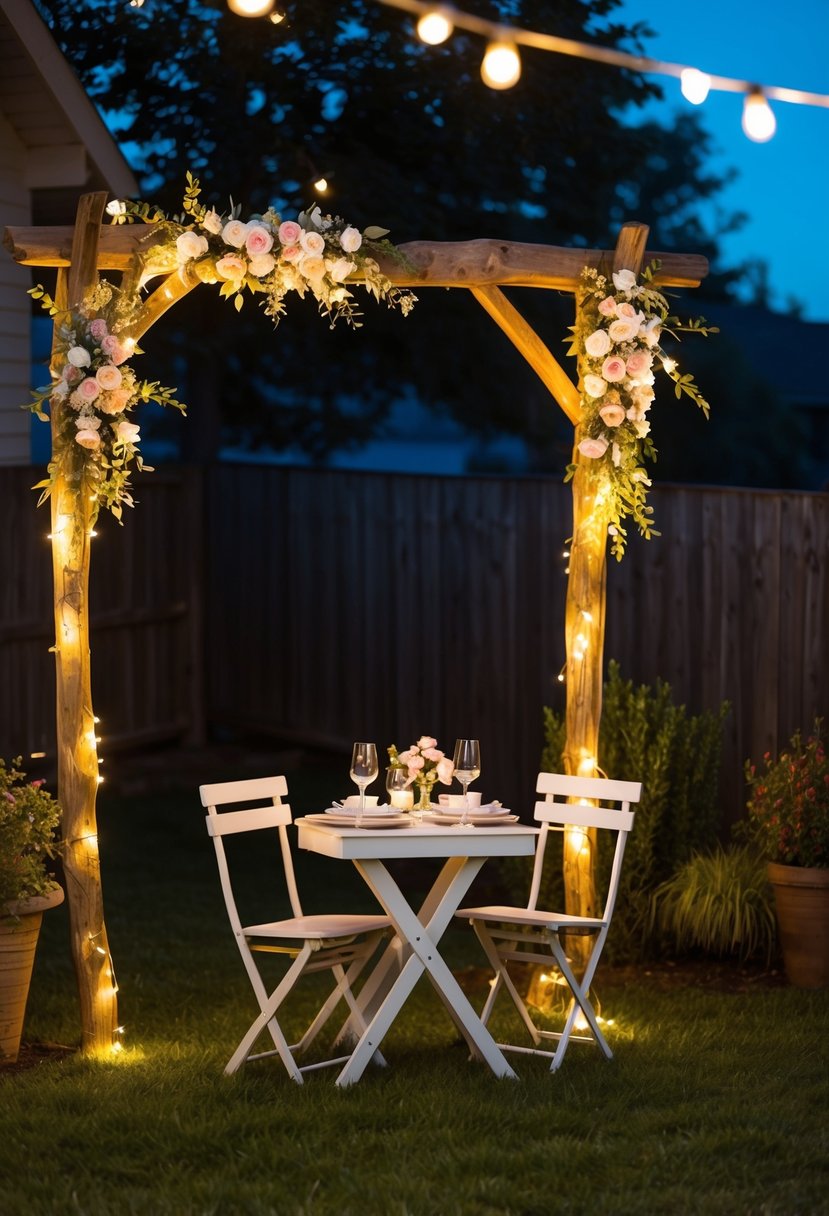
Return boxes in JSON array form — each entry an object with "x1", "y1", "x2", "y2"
[{"x1": 35, "y1": 0, "x2": 748, "y2": 470}]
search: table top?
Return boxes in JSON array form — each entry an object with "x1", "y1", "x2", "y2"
[{"x1": 296, "y1": 816, "x2": 538, "y2": 861}]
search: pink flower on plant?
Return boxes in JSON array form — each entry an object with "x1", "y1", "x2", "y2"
[
  {"x1": 598, "y1": 296, "x2": 617, "y2": 317},
  {"x1": 626, "y1": 350, "x2": 653, "y2": 377},
  {"x1": 77, "y1": 377, "x2": 101, "y2": 402},
  {"x1": 245, "y1": 224, "x2": 274, "y2": 256},
  {"x1": 601, "y1": 356, "x2": 627, "y2": 383},
  {"x1": 407, "y1": 756, "x2": 425, "y2": 772},
  {"x1": 101, "y1": 335, "x2": 129, "y2": 365},
  {"x1": 96, "y1": 364, "x2": 123, "y2": 391},
  {"x1": 300, "y1": 230, "x2": 326, "y2": 257},
  {"x1": 75, "y1": 429, "x2": 101, "y2": 449},
  {"x1": 578, "y1": 436, "x2": 609, "y2": 459},
  {"x1": 422, "y1": 748, "x2": 444, "y2": 761},
  {"x1": 281, "y1": 244, "x2": 303, "y2": 263},
  {"x1": 89, "y1": 318, "x2": 108, "y2": 341},
  {"x1": 278, "y1": 221, "x2": 302, "y2": 246},
  {"x1": 599, "y1": 399, "x2": 626, "y2": 427},
  {"x1": 417, "y1": 737, "x2": 437, "y2": 750}
]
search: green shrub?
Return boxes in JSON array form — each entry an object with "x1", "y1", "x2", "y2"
[
  {"x1": 650, "y1": 844, "x2": 776, "y2": 962},
  {"x1": 531, "y1": 661, "x2": 730, "y2": 961}
]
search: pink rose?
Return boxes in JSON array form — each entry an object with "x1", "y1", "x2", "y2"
[
  {"x1": 101, "y1": 334, "x2": 129, "y2": 364},
  {"x1": 64, "y1": 364, "x2": 82, "y2": 385},
  {"x1": 278, "y1": 221, "x2": 302, "y2": 246},
  {"x1": 578, "y1": 436, "x2": 609, "y2": 459},
  {"x1": 89, "y1": 318, "x2": 108, "y2": 341},
  {"x1": 601, "y1": 355, "x2": 627, "y2": 383},
  {"x1": 280, "y1": 244, "x2": 303, "y2": 263},
  {"x1": 300, "y1": 230, "x2": 326, "y2": 257},
  {"x1": 436, "y1": 757, "x2": 455, "y2": 785},
  {"x1": 597, "y1": 296, "x2": 617, "y2": 317},
  {"x1": 422, "y1": 748, "x2": 444, "y2": 761},
  {"x1": 245, "y1": 224, "x2": 274, "y2": 256},
  {"x1": 407, "y1": 756, "x2": 425, "y2": 773},
  {"x1": 599, "y1": 400, "x2": 626, "y2": 427},
  {"x1": 75, "y1": 429, "x2": 101, "y2": 450},
  {"x1": 96, "y1": 364, "x2": 122, "y2": 391},
  {"x1": 77, "y1": 377, "x2": 101, "y2": 402},
  {"x1": 417, "y1": 736, "x2": 437, "y2": 750},
  {"x1": 584, "y1": 329, "x2": 611, "y2": 358},
  {"x1": 215, "y1": 253, "x2": 248, "y2": 281},
  {"x1": 617, "y1": 302, "x2": 640, "y2": 319},
  {"x1": 626, "y1": 350, "x2": 653, "y2": 377}
]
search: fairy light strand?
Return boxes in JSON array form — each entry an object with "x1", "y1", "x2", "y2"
[{"x1": 374, "y1": 0, "x2": 829, "y2": 114}]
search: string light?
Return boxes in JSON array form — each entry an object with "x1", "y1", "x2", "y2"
[
  {"x1": 313, "y1": 177, "x2": 329, "y2": 194},
  {"x1": 373, "y1": 0, "x2": 829, "y2": 132},
  {"x1": 227, "y1": 0, "x2": 275, "y2": 16},
  {"x1": 416, "y1": 8, "x2": 453, "y2": 45},
  {"x1": 481, "y1": 40, "x2": 521, "y2": 90},
  {"x1": 742, "y1": 87, "x2": 777, "y2": 142}
]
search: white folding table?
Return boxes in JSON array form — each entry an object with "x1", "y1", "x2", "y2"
[{"x1": 295, "y1": 817, "x2": 537, "y2": 1087}]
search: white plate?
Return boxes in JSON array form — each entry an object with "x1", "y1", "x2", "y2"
[
  {"x1": 431, "y1": 806, "x2": 511, "y2": 818},
  {"x1": 423, "y1": 812, "x2": 519, "y2": 827},
  {"x1": 304, "y1": 813, "x2": 413, "y2": 830},
  {"x1": 324, "y1": 806, "x2": 395, "y2": 817}
]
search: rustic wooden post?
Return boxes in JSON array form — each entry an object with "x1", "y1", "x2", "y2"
[
  {"x1": 561, "y1": 222, "x2": 648, "y2": 966},
  {"x1": 48, "y1": 193, "x2": 119, "y2": 1055}
]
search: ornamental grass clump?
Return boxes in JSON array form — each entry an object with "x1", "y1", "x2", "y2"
[
  {"x1": 745, "y1": 720, "x2": 829, "y2": 869},
  {"x1": 0, "y1": 758, "x2": 62, "y2": 908}
]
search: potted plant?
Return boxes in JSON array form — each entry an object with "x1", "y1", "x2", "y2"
[
  {"x1": 0, "y1": 758, "x2": 63, "y2": 1064},
  {"x1": 745, "y1": 721, "x2": 829, "y2": 988}
]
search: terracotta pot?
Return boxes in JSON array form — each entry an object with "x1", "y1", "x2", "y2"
[
  {"x1": 0, "y1": 887, "x2": 64, "y2": 1064},
  {"x1": 767, "y1": 862, "x2": 829, "y2": 989}
]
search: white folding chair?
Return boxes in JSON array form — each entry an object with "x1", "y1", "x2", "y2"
[
  {"x1": 456, "y1": 772, "x2": 642, "y2": 1071},
  {"x1": 200, "y1": 776, "x2": 390, "y2": 1081}
]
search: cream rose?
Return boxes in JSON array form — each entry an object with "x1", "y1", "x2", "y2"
[
  {"x1": 608, "y1": 317, "x2": 641, "y2": 343},
  {"x1": 578, "y1": 436, "x2": 609, "y2": 459},
  {"x1": 176, "y1": 230, "x2": 209, "y2": 262},
  {"x1": 612, "y1": 269, "x2": 637, "y2": 294},
  {"x1": 300, "y1": 230, "x2": 326, "y2": 256},
  {"x1": 584, "y1": 328, "x2": 611, "y2": 358},
  {"x1": 114, "y1": 420, "x2": 141, "y2": 444},
  {"x1": 281, "y1": 244, "x2": 303, "y2": 263},
  {"x1": 202, "y1": 208, "x2": 223, "y2": 235},
  {"x1": 67, "y1": 346, "x2": 91, "y2": 368},
  {"x1": 96, "y1": 364, "x2": 123, "y2": 391},
  {"x1": 222, "y1": 219, "x2": 249, "y2": 248},
  {"x1": 625, "y1": 350, "x2": 653, "y2": 377},
  {"x1": 248, "y1": 252, "x2": 276, "y2": 278},
  {"x1": 75, "y1": 429, "x2": 101, "y2": 450},
  {"x1": 327, "y1": 257, "x2": 356, "y2": 282},
  {"x1": 101, "y1": 388, "x2": 132, "y2": 415},
  {"x1": 339, "y1": 226, "x2": 362, "y2": 253},
  {"x1": 298, "y1": 255, "x2": 326, "y2": 281},
  {"x1": 599, "y1": 400, "x2": 626, "y2": 427},
  {"x1": 601, "y1": 355, "x2": 627, "y2": 384},
  {"x1": 583, "y1": 374, "x2": 607, "y2": 399},
  {"x1": 598, "y1": 296, "x2": 617, "y2": 317},
  {"x1": 215, "y1": 253, "x2": 248, "y2": 281}
]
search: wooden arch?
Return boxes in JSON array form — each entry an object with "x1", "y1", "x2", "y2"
[{"x1": 4, "y1": 194, "x2": 707, "y2": 1053}]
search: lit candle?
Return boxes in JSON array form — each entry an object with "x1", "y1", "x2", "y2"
[{"x1": 389, "y1": 789, "x2": 414, "y2": 810}]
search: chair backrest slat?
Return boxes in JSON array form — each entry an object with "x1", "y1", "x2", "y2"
[
  {"x1": 526, "y1": 772, "x2": 642, "y2": 915},
  {"x1": 205, "y1": 804, "x2": 291, "y2": 836},
  {"x1": 200, "y1": 775, "x2": 288, "y2": 806}
]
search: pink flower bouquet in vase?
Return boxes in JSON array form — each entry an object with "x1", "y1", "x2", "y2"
[{"x1": 387, "y1": 737, "x2": 454, "y2": 812}]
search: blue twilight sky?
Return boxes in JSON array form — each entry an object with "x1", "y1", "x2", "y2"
[{"x1": 613, "y1": 0, "x2": 829, "y2": 321}]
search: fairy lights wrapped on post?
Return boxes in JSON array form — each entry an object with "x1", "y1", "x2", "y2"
[{"x1": 561, "y1": 223, "x2": 714, "y2": 959}]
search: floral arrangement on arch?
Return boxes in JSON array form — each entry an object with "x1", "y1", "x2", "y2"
[
  {"x1": 27, "y1": 174, "x2": 416, "y2": 522},
  {"x1": 569, "y1": 264, "x2": 716, "y2": 559},
  {"x1": 744, "y1": 720, "x2": 829, "y2": 870},
  {"x1": 388, "y1": 737, "x2": 455, "y2": 795}
]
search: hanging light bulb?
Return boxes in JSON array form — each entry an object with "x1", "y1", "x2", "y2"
[
  {"x1": 227, "y1": 0, "x2": 275, "y2": 16},
  {"x1": 481, "y1": 40, "x2": 522, "y2": 90},
  {"x1": 416, "y1": 9, "x2": 453, "y2": 45},
  {"x1": 742, "y1": 87, "x2": 776, "y2": 142},
  {"x1": 313, "y1": 177, "x2": 329, "y2": 194},
  {"x1": 680, "y1": 68, "x2": 711, "y2": 105}
]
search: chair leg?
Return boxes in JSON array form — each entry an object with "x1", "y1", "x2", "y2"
[
  {"x1": 472, "y1": 922, "x2": 542, "y2": 1047},
  {"x1": 546, "y1": 935, "x2": 611, "y2": 1069},
  {"x1": 227, "y1": 948, "x2": 313, "y2": 1081}
]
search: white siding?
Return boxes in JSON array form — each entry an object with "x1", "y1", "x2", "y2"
[{"x1": 0, "y1": 108, "x2": 33, "y2": 466}]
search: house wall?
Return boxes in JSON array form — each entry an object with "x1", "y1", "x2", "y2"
[{"x1": 0, "y1": 109, "x2": 32, "y2": 465}]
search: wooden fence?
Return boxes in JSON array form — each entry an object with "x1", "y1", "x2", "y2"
[{"x1": 2, "y1": 464, "x2": 826, "y2": 820}]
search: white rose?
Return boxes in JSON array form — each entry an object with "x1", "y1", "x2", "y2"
[
  {"x1": 583, "y1": 374, "x2": 607, "y2": 399},
  {"x1": 298, "y1": 255, "x2": 327, "y2": 281},
  {"x1": 202, "y1": 209, "x2": 223, "y2": 235},
  {"x1": 584, "y1": 329, "x2": 611, "y2": 358},
  {"x1": 248, "y1": 252, "x2": 276, "y2": 278},
  {"x1": 176, "y1": 230, "x2": 209, "y2": 262},
  {"x1": 300, "y1": 230, "x2": 326, "y2": 256},
  {"x1": 339, "y1": 226, "x2": 362, "y2": 253},
  {"x1": 327, "y1": 257, "x2": 356, "y2": 282},
  {"x1": 67, "y1": 346, "x2": 91, "y2": 368},
  {"x1": 612, "y1": 268, "x2": 637, "y2": 294},
  {"x1": 105, "y1": 199, "x2": 126, "y2": 217},
  {"x1": 222, "y1": 219, "x2": 250, "y2": 248}
]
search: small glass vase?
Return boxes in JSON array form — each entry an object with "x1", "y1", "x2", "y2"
[{"x1": 415, "y1": 780, "x2": 433, "y2": 812}]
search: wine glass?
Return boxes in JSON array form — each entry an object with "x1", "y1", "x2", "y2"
[
  {"x1": 452, "y1": 739, "x2": 481, "y2": 826},
  {"x1": 350, "y1": 742, "x2": 378, "y2": 827}
]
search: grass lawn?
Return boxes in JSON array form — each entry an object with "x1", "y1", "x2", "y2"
[{"x1": 2, "y1": 748, "x2": 828, "y2": 1216}]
